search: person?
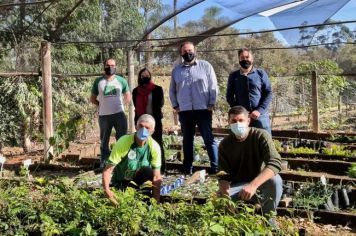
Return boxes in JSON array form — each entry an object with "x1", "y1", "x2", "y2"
[
  {"x1": 218, "y1": 106, "x2": 282, "y2": 217},
  {"x1": 90, "y1": 58, "x2": 131, "y2": 166},
  {"x1": 102, "y1": 114, "x2": 162, "y2": 204},
  {"x1": 132, "y1": 68, "x2": 165, "y2": 173},
  {"x1": 169, "y1": 41, "x2": 218, "y2": 175},
  {"x1": 226, "y1": 48, "x2": 273, "y2": 134}
]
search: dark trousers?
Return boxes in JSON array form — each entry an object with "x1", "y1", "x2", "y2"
[
  {"x1": 99, "y1": 112, "x2": 127, "y2": 163},
  {"x1": 250, "y1": 113, "x2": 272, "y2": 135},
  {"x1": 113, "y1": 167, "x2": 154, "y2": 196},
  {"x1": 151, "y1": 121, "x2": 165, "y2": 174},
  {"x1": 178, "y1": 110, "x2": 218, "y2": 174}
]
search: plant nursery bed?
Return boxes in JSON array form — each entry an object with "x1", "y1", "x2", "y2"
[
  {"x1": 284, "y1": 157, "x2": 352, "y2": 175},
  {"x1": 280, "y1": 170, "x2": 356, "y2": 185},
  {"x1": 277, "y1": 207, "x2": 356, "y2": 228},
  {"x1": 280, "y1": 152, "x2": 355, "y2": 161}
]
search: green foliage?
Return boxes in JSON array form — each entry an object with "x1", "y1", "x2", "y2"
[
  {"x1": 0, "y1": 178, "x2": 277, "y2": 235},
  {"x1": 0, "y1": 77, "x2": 42, "y2": 147},
  {"x1": 295, "y1": 60, "x2": 348, "y2": 112},
  {"x1": 321, "y1": 144, "x2": 355, "y2": 158},
  {"x1": 273, "y1": 139, "x2": 283, "y2": 152},
  {"x1": 293, "y1": 182, "x2": 333, "y2": 209},
  {"x1": 49, "y1": 115, "x2": 86, "y2": 157},
  {"x1": 328, "y1": 135, "x2": 356, "y2": 143},
  {"x1": 288, "y1": 147, "x2": 318, "y2": 155},
  {"x1": 347, "y1": 163, "x2": 356, "y2": 178}
]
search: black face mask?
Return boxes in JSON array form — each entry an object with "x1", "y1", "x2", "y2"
[
  {"x1": 140, "y1": 77, "x2": 151, "y2": 85},
  {"x1": 104, "y1": 67, "x2": 116, "y2": 76},
  {"x1": 239, "y1": 60, "x2": 252, "y2": 69},
  {"x1": 182, "y1": 52, "x2": 195, "y2": 62}
]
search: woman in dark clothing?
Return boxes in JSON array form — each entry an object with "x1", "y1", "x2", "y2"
[{"x1": 132, "y1": 68, "x2": 165, "y2": 173}]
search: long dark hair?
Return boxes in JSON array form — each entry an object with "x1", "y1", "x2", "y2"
[{"x1": 137, "y1": 68, "x2": 152, "y2": 86}]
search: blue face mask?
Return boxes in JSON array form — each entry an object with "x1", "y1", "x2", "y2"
[
  {"x1": 136, "y1": 127, "x2": 150, "y2": 141},
  {"x1": 230, "y1": 122, "x2": 248, "y2": 138}
]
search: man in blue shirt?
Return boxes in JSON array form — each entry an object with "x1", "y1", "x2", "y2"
[
  {"x1": 170, "y1": 41, "x2": 219, "y2": 175},
  {"x1": 226, "y1": 48, "x2": 272, "y2": 134}
]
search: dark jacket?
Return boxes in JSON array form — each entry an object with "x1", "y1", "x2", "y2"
[
  {"x1": 132, "y1": 85, "x2": 164, "y2": 123},
  {"x1": 226, "y1": 68, "x2": 272, "y2": 115}
]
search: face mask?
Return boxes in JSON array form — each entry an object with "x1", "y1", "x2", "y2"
[
  {"x1": 105, "y1": 67, "x2": 116, "y2": 76},
  {"x1": 140, "y1": 77, "x2": 151, "y2": 85},
  {"x1": 239, "y1": 60, "x2": 252, "y2": 69},
  {"x1": 182, "y1": 52, "x2": 195, "y2": 62},
  {"x1": 230, "y1": 122, "x2": 248, "y2": 139},
  {"x1": 136, "y1": 127, "x2": 150, "y2": 141}
]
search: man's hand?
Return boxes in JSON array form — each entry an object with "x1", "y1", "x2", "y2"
[
  {"x1": 250, "y1": 110, "x2": 260, "y2": 120},
  {"x1": 238, "y1": 183, "x2": 257, "y2": 200},
  {"x1": 218, "y1": 180, "x2": 230, "y2": 197},
  {"x1": 105, "y1": 189, "x2": 119, "y2": 206},
  {"x1": 207, "y1": 105, "x2": 214, "y2": 112},
  {"x1": 173, "y1": 107, "x2": 180, "y2": 113},
  {"x1": 90, "y1": 95, "x2": 99, "y2": 106}
]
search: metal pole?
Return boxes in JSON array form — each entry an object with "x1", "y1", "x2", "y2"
[
  {"x1": 127, "y1": 49, "x2": 135, "y2": 133},
  {"x1": 311, "y1": 71, "x2": 319, "y2": 132},
  {"x1": 41, "y1": 41, "x2": 53, "y2": 159}
]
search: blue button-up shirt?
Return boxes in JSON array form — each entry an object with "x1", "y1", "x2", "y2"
[
  {"x1": 226, "y1": 68, "x2": 272, "y2": 115},
  {"x1": 169, "y1": 59, "x2": 218, "y2": 111}
]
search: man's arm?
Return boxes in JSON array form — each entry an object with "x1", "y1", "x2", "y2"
[
  {"x1": 152, "y1": 169, "x2": 162, "y2": 202},
  {"x1": 207, "y1": 63, "x2": 218, "y2": 109},
  {"x1": 169, "y1": 71, "x2": 179, "y2": 111},
  {"x1": 238, "y1": 167, "x2": 275, "y2": 201},
  {"x1": 226, "y1": 73, "x2": 236, "y2": 107},
  {"x1": 102, "y1": 165, "x2": 118, "y2": 205},
  {"x1": 239, "y1": 131, "x2": 281, "y2": 200},
  {"x1": 256, "y1": 69, "x2": 272, "y2": 115},
  {"x1": 218, "y1": 180, "x2": 230, "y2": 197},
  {"x1": 123, "y1": 91, "x2": 131, "y2": 105},
  {"x1": 90, "y1": 94, "x2": 99, "y2": 106}
]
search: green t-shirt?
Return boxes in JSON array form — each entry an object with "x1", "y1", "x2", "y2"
[{"x1": 106, "y1": 133, "x2": 161, "y2": 185}]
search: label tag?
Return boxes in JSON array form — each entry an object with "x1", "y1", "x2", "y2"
[{"x1": 128, "y1": 150, "x2": 136, "y2": 160}]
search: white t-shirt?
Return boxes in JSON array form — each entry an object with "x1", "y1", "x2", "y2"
[{"x1": 91, "y1": 75, "x2": 129, "y2": 116}]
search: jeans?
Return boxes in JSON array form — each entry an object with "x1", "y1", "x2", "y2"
[
  {"x1": 178, "y1": 110, "x2": 218, "y2": 174},
  {"x1": 99, "y1": 112, "x2": 127, "y2": 164},
  {"x1": 229, "y1": 174, "x2": 283, "y2": 216},
  {"x1": 250, "y1": 113, "x2": 271, "y2": 135}
]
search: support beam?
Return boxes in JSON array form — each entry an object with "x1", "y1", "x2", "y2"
[
  {"x1": 311, "y1": 71, "x2": 319, "y2": 132},
  {"x1": 41, "y1": 41, "x2": 53, "y2": 159},
  {"x1": 127, "y1": 49, "x2": 135, "y2": 133}
]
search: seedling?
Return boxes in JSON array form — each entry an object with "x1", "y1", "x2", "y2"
[{"x1": 21, "y1": 159, "x2": 31, "y2": 179}]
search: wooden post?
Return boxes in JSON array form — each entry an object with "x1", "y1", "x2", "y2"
[
  {"x1": 127, "y1": 49, "x2": 135, "y2": 133},
  {"x1": 311, "y1": 71, "x2": 319, "y2": 132},
  {"x1": 41, "y1": 41, "x2": 53, "y2": 159}
]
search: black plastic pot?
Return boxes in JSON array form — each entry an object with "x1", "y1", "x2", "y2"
[
  {"x1": 331, "y1": 190, "x2": 339, "y2": 209},
  {"x1": 338, "y1": 188, "x2": 350, "y2": 209}
]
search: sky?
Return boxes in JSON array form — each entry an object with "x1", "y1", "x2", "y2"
[{"x1": 160, "y1": 0, "x2": 356, "y2": 45}]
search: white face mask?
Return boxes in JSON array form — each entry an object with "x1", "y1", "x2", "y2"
[{"x1": 230, "y1": 122, "x2": 249, "y2": 138}]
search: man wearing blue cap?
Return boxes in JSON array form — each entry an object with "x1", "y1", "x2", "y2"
[{"x1": 102, "y1": 114, "x2": 162, "y2": 204}]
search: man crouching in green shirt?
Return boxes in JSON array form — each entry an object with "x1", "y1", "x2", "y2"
[
  {"x1": 102, "y1": 114, "x2": 162, "y2": 204},
  {"x1": 218, "y1": 106, "x2": 282, "y2": 217}
]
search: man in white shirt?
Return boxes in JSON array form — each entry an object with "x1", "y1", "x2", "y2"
[{"x1": 90, "y1": 58, "x2": 131, "y2": 167}]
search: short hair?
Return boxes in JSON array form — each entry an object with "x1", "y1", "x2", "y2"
[
  {"x1": 228, "y1": 106, "x2": 249, "y2": 117},
  {"x1": 180, "y1": 41, "x2": 195, "y2": 53},
  {"x1": 137, "y1": 114, "x2": 156, "y2": 129},
  {"x1": 238, "y1": 48, "x2": 252, "y2": 57},
  {"x1": 103, "y1": 58, "x2": 116, "y2": 67}
]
